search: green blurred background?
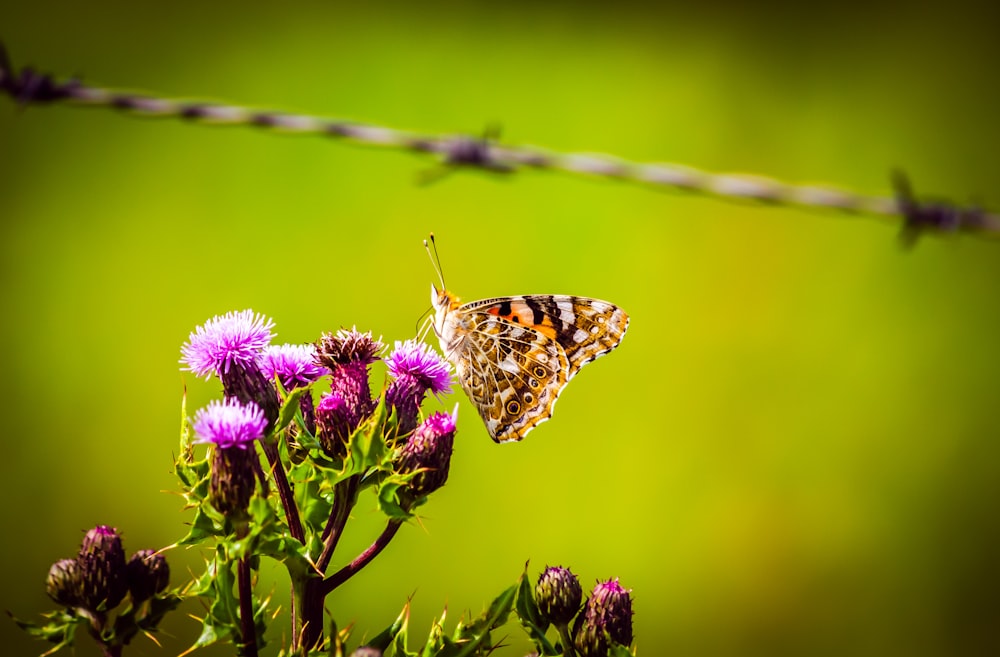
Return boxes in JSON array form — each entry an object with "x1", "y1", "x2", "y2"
[{"x1": 3, "y1": 1, "x2": 1000, "y2": 655}]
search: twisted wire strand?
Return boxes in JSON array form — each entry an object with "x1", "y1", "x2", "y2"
[{"x1": 2, "y1": 45, "x2": 996, "y2": 243}]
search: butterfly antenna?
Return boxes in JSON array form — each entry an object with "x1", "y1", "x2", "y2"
[
  {"x1": 414, "y1": 307, "x2": 433, "y2": 339},
  {"x1": 424, "y1": 232, "x2": 447, "y2": 290}
]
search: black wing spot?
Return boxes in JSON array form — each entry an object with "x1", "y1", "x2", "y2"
[
  {"x1": 498, "y1": 300, "x2": 512, "y2": 316},
  {"x1": 532, "y1": 365, "x2": 547, "y2": 379},
  {"x1": 505, "y1": 399, "x2": 521, "y2": 415}
]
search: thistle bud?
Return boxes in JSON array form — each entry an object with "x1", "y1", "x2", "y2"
[
  {"x1": 46, "y1": 558, "x2": 83, "y2": 607},
  {"x1": 126, "y1": 549, "x2": 170, "y2": 603},
  {"x1": 535, "y1": 566, "x2": 582, "y2": 625},
  {"x1": 350, "y1": 648, "x2": 383, "y2": 657},
  {"x1": 209, "y1": 444, "x2": 258, "y2": 519},
  {"x1": 396, "y1": 411, "x2": 456, "y2": 497},
  {"x1": 316, "y1": 391, "x2": 352, "y2": 459},
  {"x1": 572, "y1": 578, "x2": 634, "y2": 657},
  {"x1": 78, "y1": 525, "x2": 128, "y2": 611}
]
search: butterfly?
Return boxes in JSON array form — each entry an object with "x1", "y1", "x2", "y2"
[{"x1": 425, "y1": 237, "x2": 629, "y2": 443}]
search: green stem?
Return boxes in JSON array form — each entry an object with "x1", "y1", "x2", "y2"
[{"x1": 557, "y1": 622, "x2": 577, "y2": 657}]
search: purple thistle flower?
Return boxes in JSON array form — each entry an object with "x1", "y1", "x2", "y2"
[
  {"x1": 385, "y1": 340, "x2": 454, "y2": 435},
  {"x1": 180, "y1": 310, "x2": 274, "y2": 379},
  {"x1": 193, "y1": 398, "x2": 267, "y2": 449},
  {"x1": 260, "y1": 343, "x2": 328, "y2": 390},
  {"x1": 396, "y1": 409, "x2": 457, "y2": 497},
  {"x1": 572, "y1": 578, "x2": 634, "y2": 657}
]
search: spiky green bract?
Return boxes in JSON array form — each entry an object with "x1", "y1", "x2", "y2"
[
  {"x1": 572, "y1": 579, "x2": 634, "y2": 657},
  {"x1": 185, "y1": 545, "x2": 267, "y2": 655},
  {"x1": 535, "y1": 566, "x2": 583, "y2": 626},
  {"x1": 46, "y1": 559, "x2": 83, "y2": 608},
  {"x1": 78, "y1": 525, "x2": 128, "y2": 612}
]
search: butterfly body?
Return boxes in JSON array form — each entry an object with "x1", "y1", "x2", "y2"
[{"x1": 431, "y1": 285, "x2": 628, "y2": 443}]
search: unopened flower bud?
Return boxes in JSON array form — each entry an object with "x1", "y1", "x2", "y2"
[
  {"x1": 316, "y1": 391, "x2": 352, "y2": 459},
  {"x1": 396, "y1": 411, "x2": 456, "y2": 497},
  {"x1": 572, "y1": 578, "x2": 634, "y2": 657},
  {"x1": 316, "y1": 328, "x2": 383, "y2": 423},
  {"x1": 46, "y1": 558, "x2": 83, "y2": 607},
  {"x1": 535, "y1": 566, "x2": 582, "y2": 625},
  {"x1": 126, "y1": 549, "x2": 170, "y2": 603},
  {"x1": 78, "y1": 525, "x2": 128, "y2": 611}
]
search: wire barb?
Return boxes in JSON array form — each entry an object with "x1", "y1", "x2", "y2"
[{"x1": 1, "y1": 43, "x2": 997, "y2": 242}]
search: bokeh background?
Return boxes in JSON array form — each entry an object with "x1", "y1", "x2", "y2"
[{"x1": 2, "y1": 1, "x2": 999, "y2": 655}]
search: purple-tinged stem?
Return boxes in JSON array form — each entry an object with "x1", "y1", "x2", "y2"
[
  {"x1": 258, "y1": 440, "x2": 304, "y2": 543},
  {"x1": 321, "y1": 519, "x2": 404, "y2": 596},
  {"x1": 318, "y1": 475, "x2": 360, "y2": 572},
  {"x1": 238, "y1": 556, "x2": 258, "y2": 657}
]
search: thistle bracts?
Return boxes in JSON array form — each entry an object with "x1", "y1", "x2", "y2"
[
  {"x1": 78, "y1": 525, "x2": 128, "y2": 612},
  {"x1": 396, "y1": 410, "x2": 457, "y2": 498},
  {"x1": 572, "y1": 579, "x2": 634, "y2": 657},
  {"x1": 535, "y1": 566, "x2": 583, "y2": 626}
]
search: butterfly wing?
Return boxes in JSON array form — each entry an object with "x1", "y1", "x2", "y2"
[
  {"x1": 461, "y1": 295, "x2": 629, "y2": 378},
  {"x1": 452, "y1": 295, "x2": 628, "y2": 442}
]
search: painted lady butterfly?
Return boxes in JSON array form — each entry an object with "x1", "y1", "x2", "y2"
[{"x1": 426, "y1": 237, "x2": 629, "y2": 443}]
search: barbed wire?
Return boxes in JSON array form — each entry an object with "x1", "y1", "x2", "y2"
[{"x1": 2, "y1": 43, "x2": 996, "y2": 244}]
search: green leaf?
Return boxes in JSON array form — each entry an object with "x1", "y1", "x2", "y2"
[
  {"x1": 608, "y1": 642, "x2": 635, "y2": 657},
  {"x1": 420, "y1": 607, "x2": 447, "y2": 657},
  {"x1": 515, "y1": 568, "x2": 558, "y2": 656},
  {"x1": 376, "y1": 477, "x2": 415, "y2": 520},
  {"x1": 276, "y1": 385, "x2": 309, "y2": 433},
  {"x1": 178, "y1": 505, "x2": 226, "y2": 546},
  {"x1": 8, "y1": 609, "x2": 86, "y2": 655},
  {"x1": 447, "y1": 583, "x2": 517, "y2": 657},
  {"x1": 366, "y1": 600, "x2": 410, "y2": 652}
]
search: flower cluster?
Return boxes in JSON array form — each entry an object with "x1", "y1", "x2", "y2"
[
  {"x1": 533, "y1": 567, "x2": 634, "y2": 656},
  {"x1": 45, "y1": 525, "x2": 170, "y2": 613}
]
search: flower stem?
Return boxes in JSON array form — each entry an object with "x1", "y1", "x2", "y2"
[
  {"x1": 317, "y1": 475, "x2": 360, "y2": 572},
  {"x1": 238, "y1": 556, "x2": 258, "y2": 657},
  {"x1": 557, "y1": 623, "x2": 577, "y2": 657},
  {"x1": 258, "y1": 439, "x2": 304, "y2": 543},
  {"x1": 321, "y1": 518, "x2": 403, "y2": 596}
]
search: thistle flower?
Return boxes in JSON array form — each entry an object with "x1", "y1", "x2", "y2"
[
  {"x1": 194, "y1": 398, "x2": 268, "y2": 449},
  {"x1": 181, "y1": 310, "x2": 280, "y2": 427},
  {"x1": 396, "y1": 410, "x2": 456, "y2": 497},
  {"x1": 572, "y1": 578, "x2": 634, "y2": 657},
  {"x1": 535, "y1": 566, "x2": 582, "y2": 626},
  {"x1": 261, "y1": 343, "x2": 327, "y2": 436},
  {"x1": 126, "y1": 549, "x2": 170, "y2": 603},
  {"x1": 260, "y1": 343, "x2": 328, "y2": 390},
  {"x1": 316, "y1": 328, "x2": 383, "y2": 425},
  {"x1": 194, "y1": 399, "x2": 267, "y2": 517},
  {"x1": 181, "y1": 309, "x2": 274, "y2": 379},
  {"x1": 315, "y1": 391, "x2": 352, "y2": 459},
  {"x1": 78, "y1": 525, "x2": 128, "y2": 612},
  {"x1": 46, "y1": 558, "x2": 83, "y2": 607},
  {"x1": 385, "y1": 340, "x2": 453, "y2": 436}
]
